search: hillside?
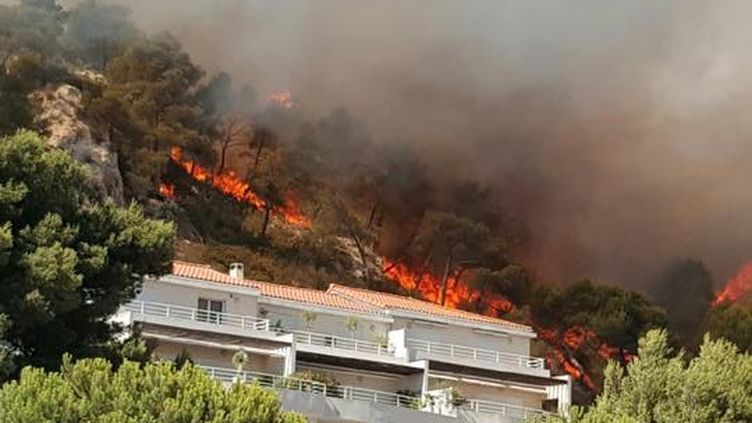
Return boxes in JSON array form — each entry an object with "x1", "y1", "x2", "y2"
[{"x1": 4, "y1": 0, "x2": 752, "y2": 403}]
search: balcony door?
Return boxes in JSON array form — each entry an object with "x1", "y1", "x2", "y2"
[{"x1": 197, "y1": 298, "x2": 225, "y2": 324}]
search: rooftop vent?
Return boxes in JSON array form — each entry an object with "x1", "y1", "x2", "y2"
[{"x1": 229, "y1": 263, "x2": 244, "y2": 280}]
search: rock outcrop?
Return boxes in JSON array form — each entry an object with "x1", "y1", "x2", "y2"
[{"x1": 29, "y1": 84, "x2": 125, "y2": 203}]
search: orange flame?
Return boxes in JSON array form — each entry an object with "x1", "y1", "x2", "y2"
[
  {"x1": 382, "y1": 258, "x2": 633, "y2": 390},
  {"x1": 159, "y1": 182, "x2": 176, "y2": 199},
  {"x1": 381, "y1": 258, "x2": 513, "y2": 313},
  {"x1": 268, "y1": 89, "x2": 294, "y2": 109},
  {"x1": 714, "y1": 262, "x2": 752, "y2": 306},
  {"x1": 169, "y1": 146, "x2": 311, "y2": 227}
]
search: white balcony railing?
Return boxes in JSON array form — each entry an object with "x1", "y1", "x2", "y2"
[
  {"x1": 124, "y1": 301, "x2": 271, "y2": 332},
  {"x1": 462, "y1": 399, "x2": 554, "y2": 421},
  {"x1": 407, "y1": 339, "x2": 545, "y2": 370},
  {"x1": 290, "y1": 330, "x2": 395, "y2": 358},
  {"x1": 200, "y1": 365, "x2": 421, "y2": 410},
  {"x1": 201, "y1": 365, "x2": 554, "y2": 421}
]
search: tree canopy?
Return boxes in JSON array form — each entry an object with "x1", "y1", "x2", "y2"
[
  {"x1": 0, "y1": 131, "x2": 175, "y2": 380},
  {"x1": 0, "y1": 357, "x2": 305, "y2": 423},
  {"x1": 533, "y1": 280, "x2": 667, "y2": 355},
  {"x1": 703, "y1": 303, "x2": 752, "y2": 353},
  {"x1": 532, "y1": 329, "x2": 752, "y2": 423},
  {"x1": 652, "y1": 259, "x2": 715, "y2": 347}
]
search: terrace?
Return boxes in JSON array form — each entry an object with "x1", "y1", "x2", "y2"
[{"x1": 201, "y1": 365, "x2": 553, "y2": 422}]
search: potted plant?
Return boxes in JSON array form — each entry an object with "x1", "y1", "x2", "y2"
[
  {"x1": 231, "y1": 348, "x2": 249, "y2": 383},
  {"x1": 301, "y1": 311, "x2": 317, "y2": 330},
  {"x1": 344, "y1": 316, "x2": 359, "y2": 338}
]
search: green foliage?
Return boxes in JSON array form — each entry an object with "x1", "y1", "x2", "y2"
[
  {"x1": 0, "y1": 1, "x2": 63, "y2": 67},
  {"x1": 232, "y1": 349, "x2": 249, "y2": 374},
  {"x1": 652, "y1": 259, "x2": 715, "y2": 347},
  {"x1": 534, "y1": 280, "x2": 667, "y2": 354},
  {"x1": 532, "y1": 330, "x2": 752, "y2": 423},
  {"x1": 172, "y1": 349, "x2": 194, "y2": 370},
  {"x1": 300, "y1": 311, "x2": 317, "y2": 330},
  {"x1": 704, "y1": 303, "x2": 752, "y2": 353},
  {"x1": 275, "y1": 370, "x2": 339, "y2": 394},
  {"x1": 466, "y1": 264, "x2": 532, "y2": 311},
  {"x1": 344, "y1": 317, "x2": 359, "y2": 337},
  {"x1": 64, "y1": 0, "x2": 139, "y2": 69},
  {"x1": 0, "y1": 357, "x2": 306, "y2": 423},
  {"x1": 0, "y1": 72, "x2": 32, "y2": 135},
  {"x1": 586, "y1": 330, "x2": 751, "y2": 423},
  {"x1": 101, "y1": 32, "x2": 210, "y2": 198},
  {"x1": 0, "y1": 131, "x2": 174, "y2": 379}
]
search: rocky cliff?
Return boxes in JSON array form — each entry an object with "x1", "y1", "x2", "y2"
[{"x1": 29, "y1": 84, "x2": 125, "y2": 203}]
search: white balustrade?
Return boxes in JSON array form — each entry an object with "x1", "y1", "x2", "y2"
[
  {"x1": 290, "y1": 330, "x2": 394, "y2": 357},
  {"x1": 406, "y1": 339, "x2": 545, "y2": 370},
  {"x1": 198, "y1": 365, "x2": 420, "y2": 410},
  {"x1": 463, "y1": 399, "x2": 554, "y2": 421},
  {"x1": 199, "y1": 365, "x2": 553, "y2": 421},
  {"x1": 125, "y1": 301, "x2": 271, "y2": 332}
]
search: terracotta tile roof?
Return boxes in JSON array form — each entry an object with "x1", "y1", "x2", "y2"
[
  {"x1": 172, "y1": 261, "x2": 258, "y2": 288},
  {"x1": 253, "y1": 280, "x2": 383, "y2": 314},
  {"x1": 169, "y1": 261, "x2": 531, "y2": 331},
  {"x1": 169, "y1": 261, "x2": 381, "y2": 314},
  {"x1": 327, "y1": 284, "x2": 533, "y2": 332}
]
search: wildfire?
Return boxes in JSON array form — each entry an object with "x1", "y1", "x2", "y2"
[
  {"x1": 159, "y1": 182, "x2": 176, "y2": 199},
  {"x1": 381, "y1": 258, "x2": 512, "y2": 313},
  {"x1": 713, "y1": 262, "x2": 752, "y2": 306},
  {"x1": 268, "y1": 89, "x2": 294, "y2": 109},
  {"x1": 169, "y1": 146, "x2": 311, "y2": 228},
  {"x1": 539, "y1": 327, "x2": 597, "y2": 390},
  {"x1": 382, "y1": 258, "x2": 635, "y2": 392}
]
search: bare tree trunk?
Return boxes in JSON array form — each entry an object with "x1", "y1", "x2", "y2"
[
  {"x1": 350, "y1": 232, "x2": 369, "y2": 279},
  {"x1": 367, "y1": 200, "x2": 380, "y2": 229},
  {"x1": 250, "y1": 137, "x2": 265, "y2": 178},
  {"x1": 260, "y1": 205, "x2": 271, "y2": 238},
  {"x1": 439, "y1": 251, "x2": 453, "y2": 306},
  {"x1": 217, "y1": 130, "x2": 231, "y2": 174}
]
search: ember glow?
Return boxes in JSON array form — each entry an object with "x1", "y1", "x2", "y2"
[
  {"x1": 539, "y1": 327, "x2": 597, "y2": 390},
  {"x1": 713, "y1": 262, "x2": 752, "y2": 306},
  {"x1": 268, "y1": 89, "x2": 294, "y2": 109},
  {"x1": 382, "y1": 258, "x2": 513, "y2": 312},
  {"x1": 159, "y1": 182, "x2": 176, "y2": 199},
  {"x1": 169, "y1": 147, "x2": 311, "y2": 227}
]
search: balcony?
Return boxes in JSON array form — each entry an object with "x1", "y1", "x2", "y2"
[
  {"x1": 461, "y1": 399, "x2": 554, "y2": 421},
  {"x1": 123, "y1": 300, "x2": 271, "y2": 332},
  {"x1": 201, "y1": 365, "x2": 554, "y2": 422},
  {"x1": 200, "y1": 365, "x2": 420, "y2": 409},
  {"x1": 290, "y1": 329, "x2": 396, "y2": 359},
  {"x1": 406, "y1": 339, "x2": 546, "y2": 375}
]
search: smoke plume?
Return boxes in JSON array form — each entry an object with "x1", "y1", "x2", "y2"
[{"x1": 95, "y1": 0, "x2": 752, "y2": 289}]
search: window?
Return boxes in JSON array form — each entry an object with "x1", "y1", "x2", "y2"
[{"x1": 197, "y1": 298, "x2": 225, "y2": 324}]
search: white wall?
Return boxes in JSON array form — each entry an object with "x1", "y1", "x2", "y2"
[
  {"x1": 427, "y1": 377, "x2": 545, "y2": 409},
  {"x1": 296, "y1": 364, "x2": 418, "y2": 394},
  {"x1": 394, "y1": 317, "x2": 531, "y2": 356},
  {"x1": 139, "y1": 279, "x2": 259, "y2": 317},
  {"x1": 262, "y1": 302, "x2": 390, "y2": 342},
  {"x1": 153, "y1": 340, "x2": 285, "y2": 374}
]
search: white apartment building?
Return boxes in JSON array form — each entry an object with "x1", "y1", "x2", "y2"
[{"x1": 114, "y1": 261, "x2": 571, "y2": 423}]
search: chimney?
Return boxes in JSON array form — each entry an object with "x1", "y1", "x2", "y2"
[{"x1": 229, "y1": 263, "x2": 244, "y2": 280}]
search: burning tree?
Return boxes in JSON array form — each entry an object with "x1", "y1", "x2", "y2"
[
  {"x1": 714, "y1": 262, "x2": 752, "y2": 306},
  {"x1": 531, "y1": 280, "x2": 667, "y2": 391},
  {"x1": 410, "y1": 211, "x2": 508, "y2": 306}
]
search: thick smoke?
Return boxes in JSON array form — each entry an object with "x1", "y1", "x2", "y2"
[{"x1": 99, "y1": 0, "x2": 752, "y2": 289}]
